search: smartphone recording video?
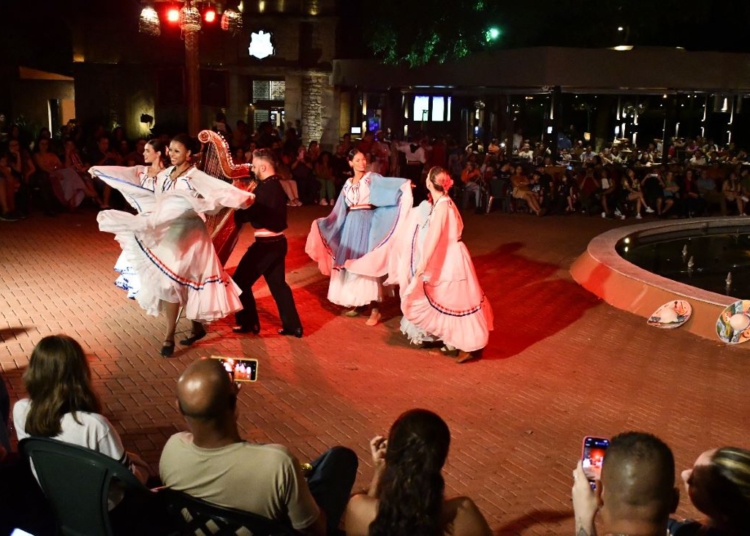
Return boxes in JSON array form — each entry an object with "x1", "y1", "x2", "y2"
[
  {"x1": 581, "y1": 436, "x2": 609, "y2": 484},
  {"x1": 211, "y1": 356, "x2": 258, "y2": 382}
]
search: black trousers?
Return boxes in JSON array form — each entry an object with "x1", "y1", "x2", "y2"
[
  {"x1": 233, "y1": 235, "x2": 302, "y2": 332},
  {"x1": 307, "y1": 447, "x2": 359, "y2": 535}
]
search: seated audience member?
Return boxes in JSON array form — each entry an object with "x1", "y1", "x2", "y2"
[
  {"x1": 572, "y1": 431, "x2": 679, "y2": 536},
  {"x1": 721, "y1": 172, "x2": 744, "y2": 216},
  {"x1": 0, "y1": 152, "x2": 21, "y2": 221},
  {"x1": 278, "y1": 152, "x2": 303, "y2": 206},
  {"x1": 681, "y1": 168, "x2": 707, "y2": 218},
  {"x1": 510, "y1": 165, "x2": 542, "y2": 216},
  {"x1": 0, "y1": 373, "x2": 9, "y2": 455},
  {"x1": 345, "y1": 409, "x2": 492, "y2": 536},
  {"x1": 657, "y1": 171, "x2": 680, "y2": 217},
  {"x1": 669, "y1": 447, "x2": 750, "y2": 536},
  {"x1": 160, "y1": 358, "x2": 358, "y2": 536},
  {"x1": 696, "y1": 169, "x2": 722, "y2": 213},
  {"x1": 555, "y1": 171, "x2": 578, "y2": 214},
  {"x1": 599, "y1": 168, "x2": 621, "y2": 219},
  {"x1": 460, "y1": 161, "x2": 483, "y2": 212},
  {"x1": 620, "y1": 168, "x2": 652, "y2": 219},
  {"x1": 578, "y1": 167, "x2": 600, "y2": 215},
  {"x1": 13, "y1": 335, "x2": 151, "y2": 487}
]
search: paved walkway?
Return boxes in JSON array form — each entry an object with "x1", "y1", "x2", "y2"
[{"x1": 2, "y1": 207, "x2": 749, "y2": 535}]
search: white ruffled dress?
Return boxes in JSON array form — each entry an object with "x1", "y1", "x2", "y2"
[{"x1": 92, "y1": 165, "x2": 254, "y2": 322}]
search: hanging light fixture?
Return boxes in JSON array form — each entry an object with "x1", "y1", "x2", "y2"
[
  {"x1": 138, "y1": 5, "x2": 161, "y2": 36},
  {"x1": 180, "y1": 3, "x2": 202, "y2": 32},
  {"x1": 221, "y1": 7, "x2": 243, "y2": 35}
]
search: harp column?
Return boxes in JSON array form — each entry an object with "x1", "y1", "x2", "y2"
[{"x1": 184, "y1": 28, "x2": 201, "y2": 136}]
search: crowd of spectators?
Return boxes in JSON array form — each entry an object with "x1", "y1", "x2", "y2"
[
  {"x1": 1, "y1": 335, "x2": 750, "y2": 535},
  {"x1": 4, "y1": 112, "x2": 749, "y2": 224}
]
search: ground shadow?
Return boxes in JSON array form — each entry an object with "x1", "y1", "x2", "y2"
[
  {"x1": 470, "y1": 242, "x2": 600, "y2": 360},
  {"x1": 0, "y1": 327, "x2": 31, "y2": 343},
  {"x1": 493, "y1": 508, "x2": 572, "y2": 535}
]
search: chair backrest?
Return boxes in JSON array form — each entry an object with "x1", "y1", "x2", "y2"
[
  {"x1": 161, "y1": 488, "x2": 296, "y2": 536},
  {"x1": 197, "y1": 130, "x2": 253, "y2": 266},
  {"x1": 19, "y1": 437, "x2": 148, "y2": 536}
]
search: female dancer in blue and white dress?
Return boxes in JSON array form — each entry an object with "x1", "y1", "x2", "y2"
[
  {"x1": 92, "y1": 134, "x2": 254, "y2": 357},
  {"x1": 306, "y1": 149, "x2": 412, "y2": 325}
]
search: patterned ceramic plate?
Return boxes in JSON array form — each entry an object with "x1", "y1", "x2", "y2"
[
  {"x1": 716, "y1": 300, "x2": 750, "y2": 345},
  {"x1": 648, "y1": 300, "x2": 692, "y2": 329}
]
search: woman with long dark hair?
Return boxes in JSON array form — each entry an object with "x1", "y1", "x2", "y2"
[
  {"x1": 306, "y1": 148, "x2": 412, "y2": 326},
  {"x1": 345, "y1": 409, "x2": 491, "y2": 536},
  {"x1": 92, "y1": 134, "x2": 254, "y2": 357},
  {"x1": 13, "y1": 335, "x2": 149, "y2": 484}
]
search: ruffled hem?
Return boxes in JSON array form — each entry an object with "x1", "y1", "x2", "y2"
[
  {"x1": 327, "y1": 269, "x2": 383, "y2": 307},
  {"x1": 402, "y1": 280, "x2": 493, "y2": 353},
  {"x1": 112, "y1": 231, "x2": 242, "y2": 322},
  {"x1": 400, "y1": 317, "x2": 437, "y2": 345}
]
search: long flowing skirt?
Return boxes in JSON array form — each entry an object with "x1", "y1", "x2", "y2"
[
  {"x1": 401, "y1": 243, "x2": 493, "y2": 352},
  {"x1": 102, "y1": 210, "x2": 242, "y2": 322},
  {"x1": 328, "y1": 209, "x2": 383, "y2": 307}
]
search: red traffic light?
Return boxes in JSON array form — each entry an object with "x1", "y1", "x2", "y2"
[
  {"x1": 166, "y1": 7, "x2": 180, "y2": 23},
  {"x1": 204, "y1": 8, "x2": 217, "y2": 23}
]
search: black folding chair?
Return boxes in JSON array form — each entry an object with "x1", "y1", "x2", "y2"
[
  {"x1": 161, "y1": 488, "x2": 297, "y2": 536},
  {"x1": 19, "y1": 437, "x2": 167, "y2": 536}
]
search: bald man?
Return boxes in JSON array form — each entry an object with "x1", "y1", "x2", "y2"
[
  {"x1": 572, "y1": 432, "x2": 679, "y2": 536},
  {"x1": 159, "y1": 359, "x2": 358, "y2": 536}
]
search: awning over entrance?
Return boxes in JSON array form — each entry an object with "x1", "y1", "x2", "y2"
[{"x1": 332, "y1": 47, "x2": 750, "y2": 94}]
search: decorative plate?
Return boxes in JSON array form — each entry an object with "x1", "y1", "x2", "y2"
[
  {"x1": 647, "y1": 300, "x2": 692, "y2": 329},
  {"x1": 716, "y1": 300, "x2": 750, "y2": 345}
]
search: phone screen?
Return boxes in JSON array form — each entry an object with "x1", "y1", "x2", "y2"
[
  {"x1": 582, "y1": 436, "x2": 609, "y2": 483},
  {"x1": 211, "y1": 356, "x2": 258, "y2": 382}
]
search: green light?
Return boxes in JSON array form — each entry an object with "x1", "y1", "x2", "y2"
[{"x1": 485, "y1": 27, "x2": 501, "y2": 42}]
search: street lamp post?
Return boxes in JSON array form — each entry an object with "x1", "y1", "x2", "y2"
[{"x1": 138, "y1": 1, "x2": 242, "y2": 135}]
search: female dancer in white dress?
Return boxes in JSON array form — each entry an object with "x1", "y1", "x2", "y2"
[
  {"x1": 306, "y1": 149, "x2": 412, "y2": 325},
  {"x1": 395, "y1": 167, "x2": 493, "y2": 363},
  {"x1": 92, "y1": 134, "x2": 254, "y2": 357}
]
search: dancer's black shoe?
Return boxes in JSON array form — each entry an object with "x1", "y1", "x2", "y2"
[
  {"x1": 161, "y1": 340, "x2": 175, "y2": 357},
  {"x1": 179, "y1": 324, "x2": 207, "y2": 346},
  {"x1": 278, "y1": 327, "x2": 303, "y2": 338}
]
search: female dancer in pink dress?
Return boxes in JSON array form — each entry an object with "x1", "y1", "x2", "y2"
[{"x1": 396, "y1": 166, "x2": 493, "y2": 363}]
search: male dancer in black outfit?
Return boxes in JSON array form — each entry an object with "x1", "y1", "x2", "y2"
[{"x1": 232, "y1": 149, "x2": 303, "y2": 337}]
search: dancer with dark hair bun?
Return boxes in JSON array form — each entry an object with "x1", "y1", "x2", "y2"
[
  {"x1": 392, "y1": 166, "x2": 493, "y2": 363},
  {"x1": 91, "y1": 134, "x2": 255, "y2": 357},
  {"x1": 344, "y1": 408, "x2": 492, "y2": 536},
  {"x1": 306, "y1": 148, "x2": 412, "y2": 326}
]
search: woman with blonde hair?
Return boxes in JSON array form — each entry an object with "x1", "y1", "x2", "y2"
[{"x1": 670, "y1": 447, "x2": 750, "y2": 535}]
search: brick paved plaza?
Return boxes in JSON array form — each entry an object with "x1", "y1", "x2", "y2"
[{"x1": 1, "y1": 208, "x2": 749, "y2": 535}]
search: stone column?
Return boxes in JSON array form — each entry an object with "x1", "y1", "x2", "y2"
[{"x1": 301, "y1": 73, "x2": 326, "y2": 147}]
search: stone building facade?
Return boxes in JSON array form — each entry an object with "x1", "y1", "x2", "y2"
[{"x1": 71, "y1": 0, "x2": 343, "y2": 149}]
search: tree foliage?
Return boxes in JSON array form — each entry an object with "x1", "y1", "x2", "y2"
[{"x1": 362, "y1": 0, "x2": 748, "y2": 67}]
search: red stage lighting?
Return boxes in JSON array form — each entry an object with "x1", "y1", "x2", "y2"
[
  {"x1": 166, "y1": 7, "x2": 180, "y2": 23},
  {"x1": 204, "y1": 8, "x2": 217, "y2": 23}
]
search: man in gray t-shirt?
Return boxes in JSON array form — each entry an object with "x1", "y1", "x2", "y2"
[{"x1": 160, "y1": 359, "x2": 357, "y2": 535}]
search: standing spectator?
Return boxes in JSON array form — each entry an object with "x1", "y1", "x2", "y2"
[
  {"x1": 0, "y1": 152, "x2": 21, "y2": 221},
  {"x1": 161, "y1": 358, "x2": 358, "y2": 536},
  {"x1": 397, "y1": 138, "x2": 428, "y2": 204},
  {"x1": 572, "y1": 432, "x2": 679, "y2": 536},
  {"x1": 460, "y1": 161, "x2": 483, "y2": 212},
  {"x1": 291, "y1": 146, "x2": 317, "y2": 204},
  {"x1": 315, "y1": 151, "x2": 336, "y2": 206}
]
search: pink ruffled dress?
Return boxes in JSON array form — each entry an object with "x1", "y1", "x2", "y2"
[{"x1": 399, "y1": 196, "x2": 493, "y2": 352}]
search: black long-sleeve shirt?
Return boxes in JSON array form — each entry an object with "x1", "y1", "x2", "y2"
[{"x1": 234, "y1": 175, "x2": 288, "y2": 233}]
